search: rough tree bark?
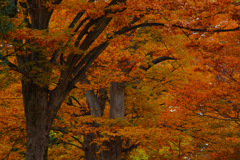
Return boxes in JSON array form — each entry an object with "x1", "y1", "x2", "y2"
[
  {"x1": 18, "y1": 2, "x2": 55, "y2": 159},
  {"x1": 22, "y1": 82, "x2": 49, "y2": 160}
]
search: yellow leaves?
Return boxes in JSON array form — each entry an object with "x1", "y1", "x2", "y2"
[
  {"x1": 12, "y1": 28, "x2": 65, "y2": 55},
  {"x1": 0, "y1": 80, "x2": 26, "y2": 159}
]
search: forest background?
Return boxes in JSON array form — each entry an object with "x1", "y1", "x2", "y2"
[{"x1": 0, "y1": 0, "x2": 240, "y2": 159}]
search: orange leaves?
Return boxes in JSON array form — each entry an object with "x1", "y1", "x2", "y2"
[
  {"x1": 0, "y1": 81, "x2": 26, "y2": 159},
  {"x1": 11, "y1": 28, "x2": 64, "y2": 55},
  {"x1": 85, "y1": 2, "x2": 107, "y2": 19},
  {"x1": 1, "y1": 0, "x2": 240, "y2": 159}
]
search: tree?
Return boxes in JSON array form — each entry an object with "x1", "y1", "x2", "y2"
[
  {"x1": 81, "y1": 30, "x2": 177, "y2": 159},
  {"x1": 0, "y1": 0, "x2": 239, "y2": 159}
]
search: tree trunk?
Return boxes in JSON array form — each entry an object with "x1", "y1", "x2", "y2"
[
  {"x1": 83, "y1": 82, "x2": 125, "y2": 160},
  {"x1": 110, "y1": 82, "x2": 125, "y2": 119},
  {"x1": 19, "y1": 1, "x2": 55, "y2": 159},
  {"x1": 22, "y1": 81, "x2": 50, "y2": 160},
  {"x1": 84, "y1": 88, "x2": 106, "y2": 160},
  {"x1": 99, "y1": 136, "x2": 122, "y2": 160},
  {"x1": 83, "y1": 133, "x2": 99, "y2": 160},
  {"x1": 86, "y1": 90, "x2": 103, "y2": 117},
  {"x1": 84, "y1": 134, "x2": 122, "y2": 160},
  {"x1": 84, "y1": 76, "x2": 107, "y2": 117}
]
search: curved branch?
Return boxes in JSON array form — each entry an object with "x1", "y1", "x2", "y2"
[
  {"x1": 139, "y1": 56, "x2": 177, "y2": 71},
  {"x1": 116, "y1": 22, "x2": 240, "y2": 34}
]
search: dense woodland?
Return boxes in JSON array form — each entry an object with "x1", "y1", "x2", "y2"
[{"x1": 0, "y1": 0, "x2": 240, "y2": 159}]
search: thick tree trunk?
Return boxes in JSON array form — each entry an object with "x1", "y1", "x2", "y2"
[
  {"x1": 22, "y1": 81, "x2": 67, "y2": 160},
  {"x1": 19, "y1": 1, "x2": 55, "y2": 159},
  {"x1": 22, "y1": 81, "x2": 50, "y2": 160}
]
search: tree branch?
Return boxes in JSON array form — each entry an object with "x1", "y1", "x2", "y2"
[
  {"x1": 139, "y1": 56, "x2": 177, "y2": 71},
  {"x1": 115, "y1": 22, "x2": 240, "y2": 34},
  {"x1": 55, "y1": 141, "x2": 83, "y2": 150},
  {"x1": 0, "y1": 55, "x2": 35, "y2": 81},
  {"x1": 122, "y1": 143, "x2": 139, "y2": 153}
]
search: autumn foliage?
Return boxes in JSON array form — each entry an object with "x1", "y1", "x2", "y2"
[{"x1": 0, "y1": 0, "x2": 240, "y2": 159}]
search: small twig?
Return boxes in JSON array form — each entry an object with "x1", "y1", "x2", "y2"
[{"x1": 72, "y1": 136, "x2": 83, "y2": 146}]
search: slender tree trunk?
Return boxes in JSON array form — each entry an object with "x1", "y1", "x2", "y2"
[
  {"x1": 98, "y1": 82, "x2": 125, "y2": 160},
  {"x1": 84, "y1": 76, "x2": 107, "y2": 117},
  {"x1": 84, "y1": 87, "x2": 105, "y2": 160},
  {"x1": 22, "y1": 81, "x2": 50, "y2": 160},
  {"x1": 110, "y1": 81, "x2": 125, "y2": 119},
  {"x1": 86, "y1": 90, "x2": 104, "y2": 117}
]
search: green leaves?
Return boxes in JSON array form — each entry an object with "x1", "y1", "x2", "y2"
[
  {"x1": 0, "y1": 0, "x2": 16, "y2": 36},
  {"x1": 130, "y1": 148, "x2": 149, "y2": 160}
]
